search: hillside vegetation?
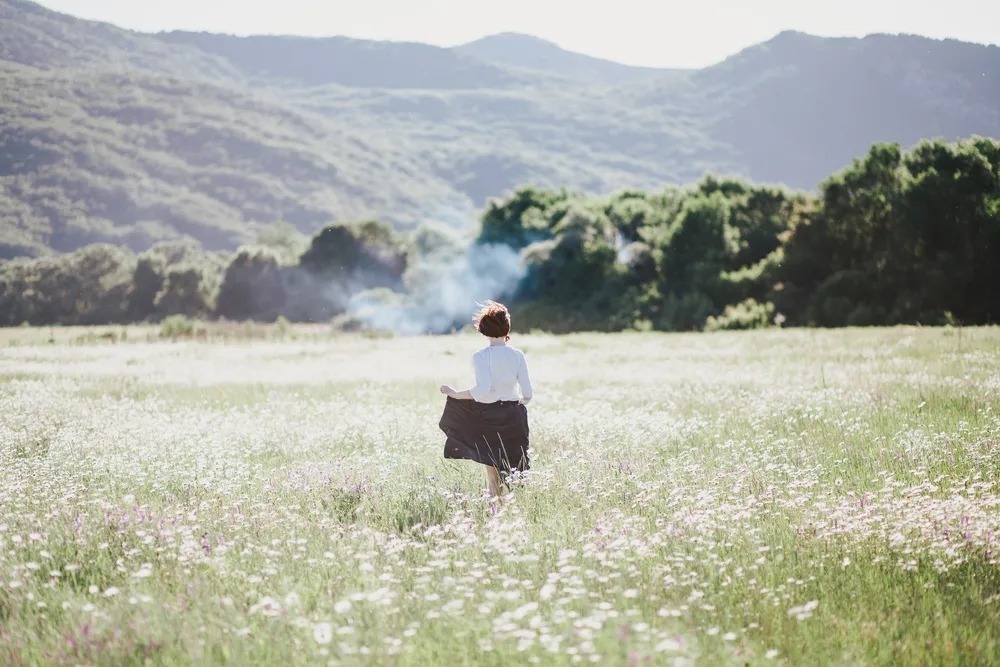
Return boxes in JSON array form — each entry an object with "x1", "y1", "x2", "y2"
[
  {"x1": 3, "y1": 137, "x2": 997, "y2": 331},
  {"x1": 0, "y1": 61, "x2": 462, "y2": 257},
  {"x1": 0, "y1": 0, "x2": 998, "y2": 257}
]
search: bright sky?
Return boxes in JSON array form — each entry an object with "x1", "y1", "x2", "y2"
[{"x1": 35, "y1": 0, "x2": 1000, "y2": 68}]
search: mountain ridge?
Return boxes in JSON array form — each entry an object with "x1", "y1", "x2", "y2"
[
  {"x1": 453, "y1": 32, "x2": 676, "y2": 83},
  {"x1": 1, "y1": 0, "x2": 998, "y2": 258},
  {"x1": 153, "y1": 30, "x2": 528, "y2": 89}
]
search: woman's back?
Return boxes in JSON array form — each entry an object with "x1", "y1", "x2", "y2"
[{"x1": 470, "y1": 344, "x2": 532, "y2": 404}]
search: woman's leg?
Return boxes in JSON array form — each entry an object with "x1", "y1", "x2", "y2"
[{"x1": 486, "y1": 466, "x2": 502, "y2": 500}]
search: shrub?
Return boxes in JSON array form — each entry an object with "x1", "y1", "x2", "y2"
[
  {"x1": 159, "y1": 314, "x2": 196, "y2": 338},
  {"x1": 704, "y1": 298, "x2": 776, "y2": 331}
]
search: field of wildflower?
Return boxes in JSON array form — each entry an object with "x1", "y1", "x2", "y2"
[{"x1": 1, "y1": 324, "x2": 998, "y2": 665}]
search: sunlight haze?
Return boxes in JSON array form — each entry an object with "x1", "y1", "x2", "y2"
[{"x1": 32, "y1": 0, "x2": 1000, "y2": 68}]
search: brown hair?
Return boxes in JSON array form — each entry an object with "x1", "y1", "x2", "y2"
[{"x1": 473, "y1": 300, "x2": 511, "y2": 339}]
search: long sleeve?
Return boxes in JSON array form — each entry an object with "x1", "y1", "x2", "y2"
[
  {"x1": 517, "y1": 352, "x2": 533, "y2": 402},
  {"x1": 469, "y1": 351, "x2": 497, "y2": 403}
]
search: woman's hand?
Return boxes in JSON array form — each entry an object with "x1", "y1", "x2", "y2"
[{"x1": 441, "y1": 385, "x2": 474, "y2": 400}]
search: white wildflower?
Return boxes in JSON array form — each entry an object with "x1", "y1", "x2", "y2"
[
  {"x1": 655, "y1": 638, "x2": 682, "y2": 652},
  {"x1": 313, "y1": 622, "x2": 334, "y2": 645}
]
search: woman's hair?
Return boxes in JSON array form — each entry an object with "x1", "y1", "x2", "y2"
[{"x1": 473, "y1": 300, "x2": 511, "y2": 339}]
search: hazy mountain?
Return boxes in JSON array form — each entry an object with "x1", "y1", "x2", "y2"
[
  {"x1": 0, "y1": 0, "x2": 238, "y2": 79},
  {"x1": 0, "y1": 61, "x2": 468, "y2": 258},
  {"x1": 453, "y1": 32, "x2": 672, "y2": 84},
  {"x1": 0, "y1": 0, "x2": 997, "y2": 258},
  {"x1": 155, "y1": 31, "x2": 525, "y2": 89},
  {"x1": 683, "y1": 30, "x2": 1000, "y2": 186}
]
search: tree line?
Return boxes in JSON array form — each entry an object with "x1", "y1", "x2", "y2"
[{"x1": 1, "y1": 138, "x2": 997, "y2": 331}]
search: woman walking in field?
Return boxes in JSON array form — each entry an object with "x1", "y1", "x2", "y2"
[{"x1": 439, "y1": 301, "x2": 533, "y2": 502}]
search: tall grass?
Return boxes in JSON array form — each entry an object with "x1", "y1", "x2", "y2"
[{"x1": 0, "y1": 326, "x2": 997, "y2": 665}]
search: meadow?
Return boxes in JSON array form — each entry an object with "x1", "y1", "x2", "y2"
[{"x1": 0, "y1": 325, "x2": 998, "y2": 665}]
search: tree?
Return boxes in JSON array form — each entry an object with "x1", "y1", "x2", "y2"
[
  {"x1": 124, "y1": 241, "x2": 225, "y2": 322},
  {"x1": 154, "y1": 266, "x2": 213, "y2": 318},
  {"x1": 899, "y1": 138, "x2": 1000, "y2": 322},
  {"x1": 477, "y1": 187, "x2": 569, "y2": 249},
  {"x1": 658, "y1": 192, "x2": 736, "y2": 299},
  {"x1": 779, "y1": 143, "x2": 903, "y2": 325},
  {"x1": 295, "y1": 220, "x2": 408, "y2": 320},
  {"x1": 0, "y1": 244, "x2": 135, "y2": 325},
  {"x1": 216, "y1": 246, "x2": 286, "y2": 321},
  {"x1": 126, "y1": 255, "x2": 164, "y2": 322},
  {"x1": 255, "y1": 222, "x2": 309, "y2": 266}
]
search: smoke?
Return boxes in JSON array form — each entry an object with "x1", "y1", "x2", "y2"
[
  {"x1": 614, "y1": 230, "x2": 637, "y2": 265},
  {"x1": 347, "y1": 242, "x2": 526, "y2": 335}
]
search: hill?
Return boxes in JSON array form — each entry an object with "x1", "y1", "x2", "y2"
[
  {"x1": 682, "y1": 30, "x2": 1000, "y2": 186},
  {"x1": 0, "y1": 1, "x2": 998, "y2": 257},
  {"x1": 453, "y1": 32, "x2": 673, "y2": 84},
  {"x1": 155, "y1": 31, "x2": 525, "y2": 89},
  {"x1": 0, "y1": 62, "x2": 466, "y2": 257},
  {"x1": 0, "y1": 0, "x2": 237, "y2": 79}
]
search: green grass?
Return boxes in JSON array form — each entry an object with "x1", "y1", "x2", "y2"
[{"x1": 0, "y1": 326, "x2": 998, "y2": 665}]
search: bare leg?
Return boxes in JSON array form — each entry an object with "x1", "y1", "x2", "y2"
[{"x1": 485, "y1": 466, "x2": 503, "y2": 502}]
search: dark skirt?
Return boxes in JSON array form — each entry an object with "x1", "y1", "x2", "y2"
[{"x1": 439, "y1": 397, "x2": 530, "y2": 475}]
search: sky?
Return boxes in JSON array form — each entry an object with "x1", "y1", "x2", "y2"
[{"x1": 34, "y1": 0, "x2": 1000, "y2": 69}]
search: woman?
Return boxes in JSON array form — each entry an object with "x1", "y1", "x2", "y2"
[{"x1": 439, "y1": 300, "x2": 533, "y2": 501}]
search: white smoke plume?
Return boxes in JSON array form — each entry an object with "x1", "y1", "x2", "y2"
[{"x1": 347, "y1": 240, "x2": 526, "y2": 335}]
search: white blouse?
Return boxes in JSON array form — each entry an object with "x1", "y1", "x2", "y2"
[{"x1": 470, "y1": 343, "x2": 533, "y2": 404}]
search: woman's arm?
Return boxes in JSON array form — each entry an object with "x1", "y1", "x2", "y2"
[
  {"x1": 517, "y1": 352, "x2": 533, "y2": 404},
  {"x1": 439, "y1": 386, "x2": 473, "y2": 400}
]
